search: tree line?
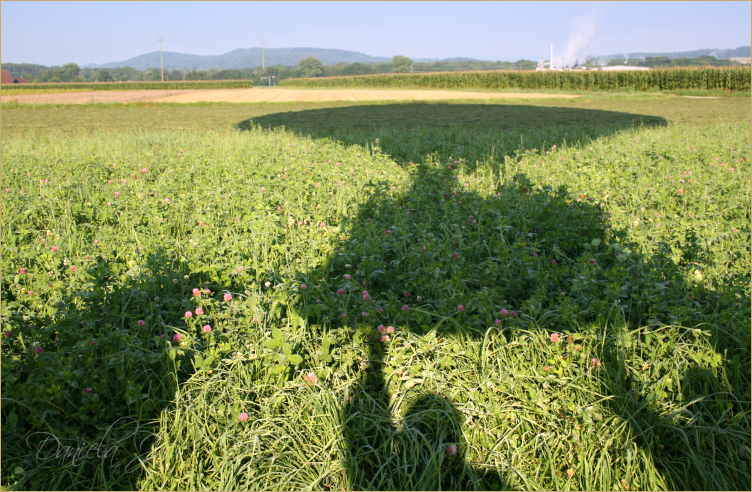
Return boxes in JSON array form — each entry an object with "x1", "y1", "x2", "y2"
[
  {"x1": 2, "y1": 56, "x2": 537, "y2": 85},
  {"x1": 4, "y1": 54, "x2": 743, "y2": 86},
  {"x1": 606, "y1": 55, "x2": 743, "y2": 68}
]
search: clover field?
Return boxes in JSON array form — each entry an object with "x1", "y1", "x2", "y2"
[{"x1": 1, "y1": 108, "x2": 750, "y2": 491}]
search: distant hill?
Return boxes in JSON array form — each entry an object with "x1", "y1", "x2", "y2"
[
  {"x1": 83, "y1": 48, "x2": 393, "y2": 70},
  {"x1": 596, "y1": 46, "x2": 750, "y2": 61}
]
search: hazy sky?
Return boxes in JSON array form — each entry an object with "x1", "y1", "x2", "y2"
[{"x1": 2, "y1": 1, "x2": 750, "y2": 66}]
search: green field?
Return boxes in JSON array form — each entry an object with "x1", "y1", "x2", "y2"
[
  {"x1": 280, "y1": 67, "x2": 751, "y2": 92},
  {"x1": 1, "y1": 93, "x2": 750, "y2": 491},
  {"x1": 2, "y1": 93, "x2": 750, "y2": 134}
]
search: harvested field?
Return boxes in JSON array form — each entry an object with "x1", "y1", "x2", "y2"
[
  {"x1": 0, "y1": 89, "x2": 199, "y2": 105},
  {"x1": 155, "y1": 88, "x2": 580, "y2": 102},
  {"x1": 1, "y1": 88, "x2": 580, "y2": 105}
]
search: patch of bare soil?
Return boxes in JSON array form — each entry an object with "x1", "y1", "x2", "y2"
[{"x1": 155, "y1": 88, "x2": 580, "y2": 103}]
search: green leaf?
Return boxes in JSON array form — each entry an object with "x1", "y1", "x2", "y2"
[
  {"x1": 289, "y1": 354, "x2": 302, "y2": 365},
  {"x1": 265, "y1": 338, "x2": 282, "y2": 349},
  {"x1": 272, "y1": 328, "x2": 284, "y2": 341},
  {"x1": 283, "y1": 343, "x2": 292, "y2": 357}
]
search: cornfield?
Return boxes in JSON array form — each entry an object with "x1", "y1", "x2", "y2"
[
  {"x1": 280, "y1": 67, "x2": 751, "y2": 92},
  {"x1": 1, "y1": 80, "x2": 253, "y2": 91}
]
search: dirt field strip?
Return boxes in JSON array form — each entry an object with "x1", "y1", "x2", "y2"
[
  {"x1": 0, "y1": 89, "x2": 200, "y2": 105},
  {"x1": 155, "y1": 88, "x2": 580, "y2": 103},
  {"x1": 1, "y1": 88, "x2": 580, "y2": 105}
]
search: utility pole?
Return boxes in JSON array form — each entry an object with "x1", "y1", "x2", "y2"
[
  {"x1": 260, "y1": 38, "x2": 267, "y2": 71},
  {"x1": 158, "y1": 35, "x2": 165, "y2": 81}
]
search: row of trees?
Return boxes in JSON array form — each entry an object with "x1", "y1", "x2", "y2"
[
  {"x1": 606, "y1": 55, "x2": 742, "y2": 68},
  {"x1": 3, "y1": 56, "x2": 538, "y2": 86},
  {"x1": 7, "y1": 54, "x2": 741, "y2": 86}
]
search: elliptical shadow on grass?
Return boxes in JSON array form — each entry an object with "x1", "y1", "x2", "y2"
[{"x1": 235, "y1": 102, "x2": 668, "y2": 136}]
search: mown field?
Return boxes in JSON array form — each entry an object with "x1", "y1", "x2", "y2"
[
  {"x1": 2, "y1": 93, "x2": 750, "y2": 134},
  {"x1": 0, "y1": 80, "x2": 253, "y2": 95},
  {"x1": 1, "y1": 93, "x2": 750, "y2": 491}
]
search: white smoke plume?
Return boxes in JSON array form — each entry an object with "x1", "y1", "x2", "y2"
[{"x1": 553, "y1": 9, "x2": 598, "y2": 68}]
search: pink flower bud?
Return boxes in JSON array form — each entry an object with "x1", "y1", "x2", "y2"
[
  {"x1": 35, "y1": 346, "x2": 43, "y2": 354},
  {"x1": 457, "y1": 305, "x2": 465, "y2": 312},
  {"x1": 239, "y1": 412, "x2": 249, "y2": 421},
  {"x1": 195, "y1": 307, "x2": 204, "y2": 315},
  {"x1": 138, "y1": 320, "x2": 145, "y2": 327},
  {"x1": 173, "y1": 333, "x2": 183, "y2": 344}
]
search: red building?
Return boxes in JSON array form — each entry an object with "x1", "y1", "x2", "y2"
[
  {"x1": 1, "y1": 70, "x2": 31, "y2": 84},
  {"x1": 1, "y1": 70, "x2": 14, "y2": 84}
]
